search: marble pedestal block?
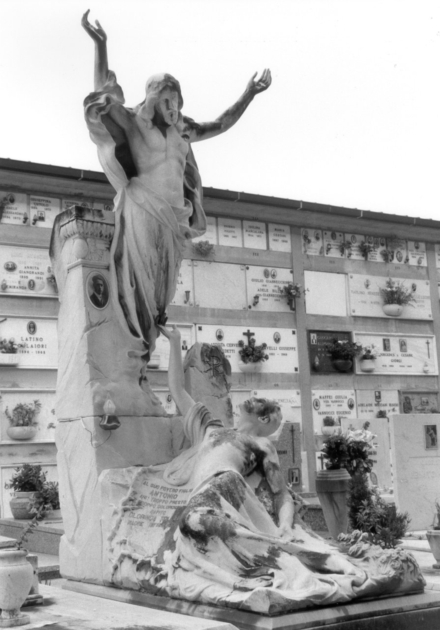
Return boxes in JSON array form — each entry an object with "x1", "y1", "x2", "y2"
[{"x1": 50, "y1": 207, "x2": 166, "y2": 420}]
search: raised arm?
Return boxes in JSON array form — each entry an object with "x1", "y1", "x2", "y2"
[
  {"x1": 81, "y1": 10, "x2": 109, "y2": 91},
  {"x1": 186, "y1": 70, "x2": 272, "y2": 143},
  {"x1": 158, "y1": 325, "x2": 195, "y2": 417},
  {"x1": 262, "y1": 444, "x2": 296, "y2": 539}
]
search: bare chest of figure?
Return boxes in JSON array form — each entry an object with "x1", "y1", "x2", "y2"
[{"x1": 131, "y1": 118, "x2": 189, "y2": 171}]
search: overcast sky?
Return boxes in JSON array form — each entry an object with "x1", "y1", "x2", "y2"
[{"x1": 0, "y1": 0, "x2": 439, "y2": 219}]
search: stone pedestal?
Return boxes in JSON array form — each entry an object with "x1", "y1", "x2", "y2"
[{"x1": 50, "y1": 207, "x2": 178, "y2": 582}]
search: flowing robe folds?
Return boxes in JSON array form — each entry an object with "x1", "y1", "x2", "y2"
[
  {"x1": 104, "y1": 403, "x2": 425, "y2": 614},
  {"x1": 84, "y1": 71, "x2": 206, "y2": 354}
]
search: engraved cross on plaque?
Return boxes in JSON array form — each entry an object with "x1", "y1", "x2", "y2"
[
  {"x1": 243, "y1": 329, "x2": 255, "y2": 344},
  {"x1": 426, "y1": 339, "x2": 431, "y2": 358}
]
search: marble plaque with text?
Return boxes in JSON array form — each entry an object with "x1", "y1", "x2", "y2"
[
  {"x1": 30, "y1": 196, "x2": 61, "y2": 229},
  {"x1": 400, "y1": 391, "x2": 439, "y2": 414},
  {"x1": 407, "y1": 241, "x2": 427, "y2": 267},
  {"x1": 366, "y1": 236, "x2": 388, "y2": 263},
  {"x1": 170, "y1": 260, "x2": 194, "y2": 307},
  {"x1": 0, "y1": 246, "x2": 56, "y2": 297},
  {"x1": 268, "y1": 224, "x2": 291, "y2": 252},
  {"x1": 308, "y1": 330, "x2": 352, "y2": 373},
  {"x1": 0, "y1": 318, "x2": 58, "y2": 368},
  {"x1": 192, "y1": 216, "x2": 217, "y2": 245},
  {"x1": 323, "y1": 231, "x2": 344, "y2": 258},
  {"x1": 311, "y1": 389, "x2": 357, "y2": 433},
  {"x1": 193, "y1": 262, "x2": 246, "y2": 309},
  {"x1": 348, "y1": 274, "x2": 432, "y2": 320},
  {"x1": 218, "y1": 217, "x2": 243, "y2": 247},
  {"x1": 301, "y1": 229, "x2": 323, "y2": 256},
  {"x1": 354, "y1": 332, "x2": 438, "y2": 375},
  {"x1": 246, "y1": 266, "x2": 293, "y2": 312},
  {"x1": 243, "y1": 221, "x2": 267, "y2": 250},
  {"x1": 305, "y1": 271, "x2": 348, "y2": 317},
  {"x1": 196, "y1": 325, "x2": 298, "y2": 374},
  {"x1": 356, "y1": 389, "x2": 399, "y2": 420},
  {"x1": 0, "y1": 192, "x2": 28, "y2": 226}
]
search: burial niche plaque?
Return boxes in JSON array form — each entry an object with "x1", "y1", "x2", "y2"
[
  {"x1": 268, "y1": 224, "x2": 291, "y2": 252},
  {"x1": 30, "y1": 196, "x2": 61, "y2": 229},
  {"x1": 218, "y1": 217, "x2": 243, "y2": 247},
  {"x1": 243, "y1": 221, "x2": 267, "y2": 250},
  {"x1": 311, "y1": 389, "x2": 357, "y2": 433},
  {"x1": 196, "y1": 325, "x2": 298, "y2": 373},
  {"x1": 308, "y1": 330, "x2": 352, "y2": 373},
  {"x1": 0, "y1": 317, "x2": 58, "y2": 368},
  {"x1": 246, "y1": 266, "x2": 293, "y2": 312},
  {"x1": 354, "y1": 332, "x2": 438, "y2": 375},
  {"x1": 0, "y1": 246, "x2": 56, "y2": 297}
]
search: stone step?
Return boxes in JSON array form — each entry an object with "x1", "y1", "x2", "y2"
[{"x1": 0, "y1": 518, "x2": 63, "y2": 556}]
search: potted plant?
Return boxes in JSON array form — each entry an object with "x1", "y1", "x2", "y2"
[
  {"x1": 315, "y1": 433, "x2": 351, "y2": 539},
  {"x1": 237, "y1": 337, "x2": 269, "y2": 373},
  {"x1": 5, "y1": 400, "x2": 41, "y2": 441},
  {"x1": 280, "y1": 282, "x2": 306, "y2": 311},
  {"x1": 339, "y1": 241, "x2": 352, "y2": 258},
  {"x1": 379, "y1": 277, "x2": 416, "y2": 317},
  {"x1": 31, "y1": 481, "x2": 61, "y2": 521},
  {"x1": 325, "y1": 338, "x2": 362, "y2": 372},
  {"x1": 0, "y1": 338, "x2": 22, "y2": 367},
  {"x1": 192, "y1": 240, "x2": 215, "y2": 257},
  {"x1": 426, "y1": 500, "x2": 440, "y2": 569},
  {"x1": 321, "y1": 416, "x2": 341, "y2": 436},
  {"x1": 5, "y1": 464, "x2": 47, "y2": 520},
  {"x1": 358, "y1": 344, "x2": 378, "y2": 373}
]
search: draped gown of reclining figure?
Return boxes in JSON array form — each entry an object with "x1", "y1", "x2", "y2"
[
  {"x1": 82, "y1": 12, "x2": 272, "y2": 355},
  {"x1": 156, "y1": 402, "x2": 425, "y2": 614}
]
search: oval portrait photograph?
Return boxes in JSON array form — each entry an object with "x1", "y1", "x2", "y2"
[{"x1": 87, "y1": 273, "x2": 109, "y2": 310}]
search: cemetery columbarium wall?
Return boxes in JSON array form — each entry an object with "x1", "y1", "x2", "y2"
[{"x1": 0, "y1": 158, "x2": 440, "y2": 513}]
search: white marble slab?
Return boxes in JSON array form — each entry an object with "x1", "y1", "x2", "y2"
[
  {"x1": 170, "y1": 260, "x2": 194, "y2": 307},
  {"x1": 0, "y1": 191, "x2": 28, "y2": 226},
  {"x1": 348, "y1": 274, "x2": 432, "y2": 320},
  {"x1": 0, "y1": 246, "x2": 56, "y2": 297},
  {"x1": 354, "y1": 332, "x2": 437, "y2": 375},
  {"x1": 268, "y1": 223, "x2": 291, "y2": 252},
  {"x1": 367, "y1": 236, "x2": 388, "y2": 263},
  {"x1": 196, "y1": 325, "x2": 298, "y2": 374},
  {"x1": 0, "y1": 390, "x2": 56, "y2": 442},
  {"x1": 407, "y1": 241, "x2": 427, "y2": 267},
  {"x1": 391, "y1": 414, "x2": 440, "y2": 530},
  {"x1": 217, "y1": 217, "x2": 243, "y2": 247},
  {"x1": 301, "y1": 228, "x2": 323, "y2": 256},
  {"x1": 243, "y1": 220, "x2": 267, "y2": 250},
  {"x1": 246, "y1": 265, "x2": 293, "y2": 312},
  {"x1": 356, "y1": 389, "x2": 399, "y2": 420},
  {"x1": 192, "y1": 216, "x2": 217, "y2": 245},
  {"x1": 0, "y1": 317, "x2": 58, "y2": 369},
  {"x1": 323, "y1": 230, "x2": 344, "y2": 258},
  {"x1": 304, "y1": 270, "x2": 347, "y2": 317},
  {"x1": 312, "y1": 389, "x2": 357, "y2": 433},
  {"x1": 193, "y1": 261, "x2": 247, "y2": 309},
  {"x1": 29, "y1": 196, "x2": 61, "y2": 228}
]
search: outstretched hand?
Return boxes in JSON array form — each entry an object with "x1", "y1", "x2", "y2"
[
  {"x1": 82, "y1": 9, "x2": 107, "y2": 44},
  {"x1": 158, "y1": 324, "x2": 181, "y2": 344},
  {"x1": 246, "y1": 69, "x2": 272, "y2": 95}
]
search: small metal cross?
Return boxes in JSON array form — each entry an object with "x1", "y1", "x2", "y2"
[{"x1": 242, "y1": 329, "x2": 255, "y2": 344}]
